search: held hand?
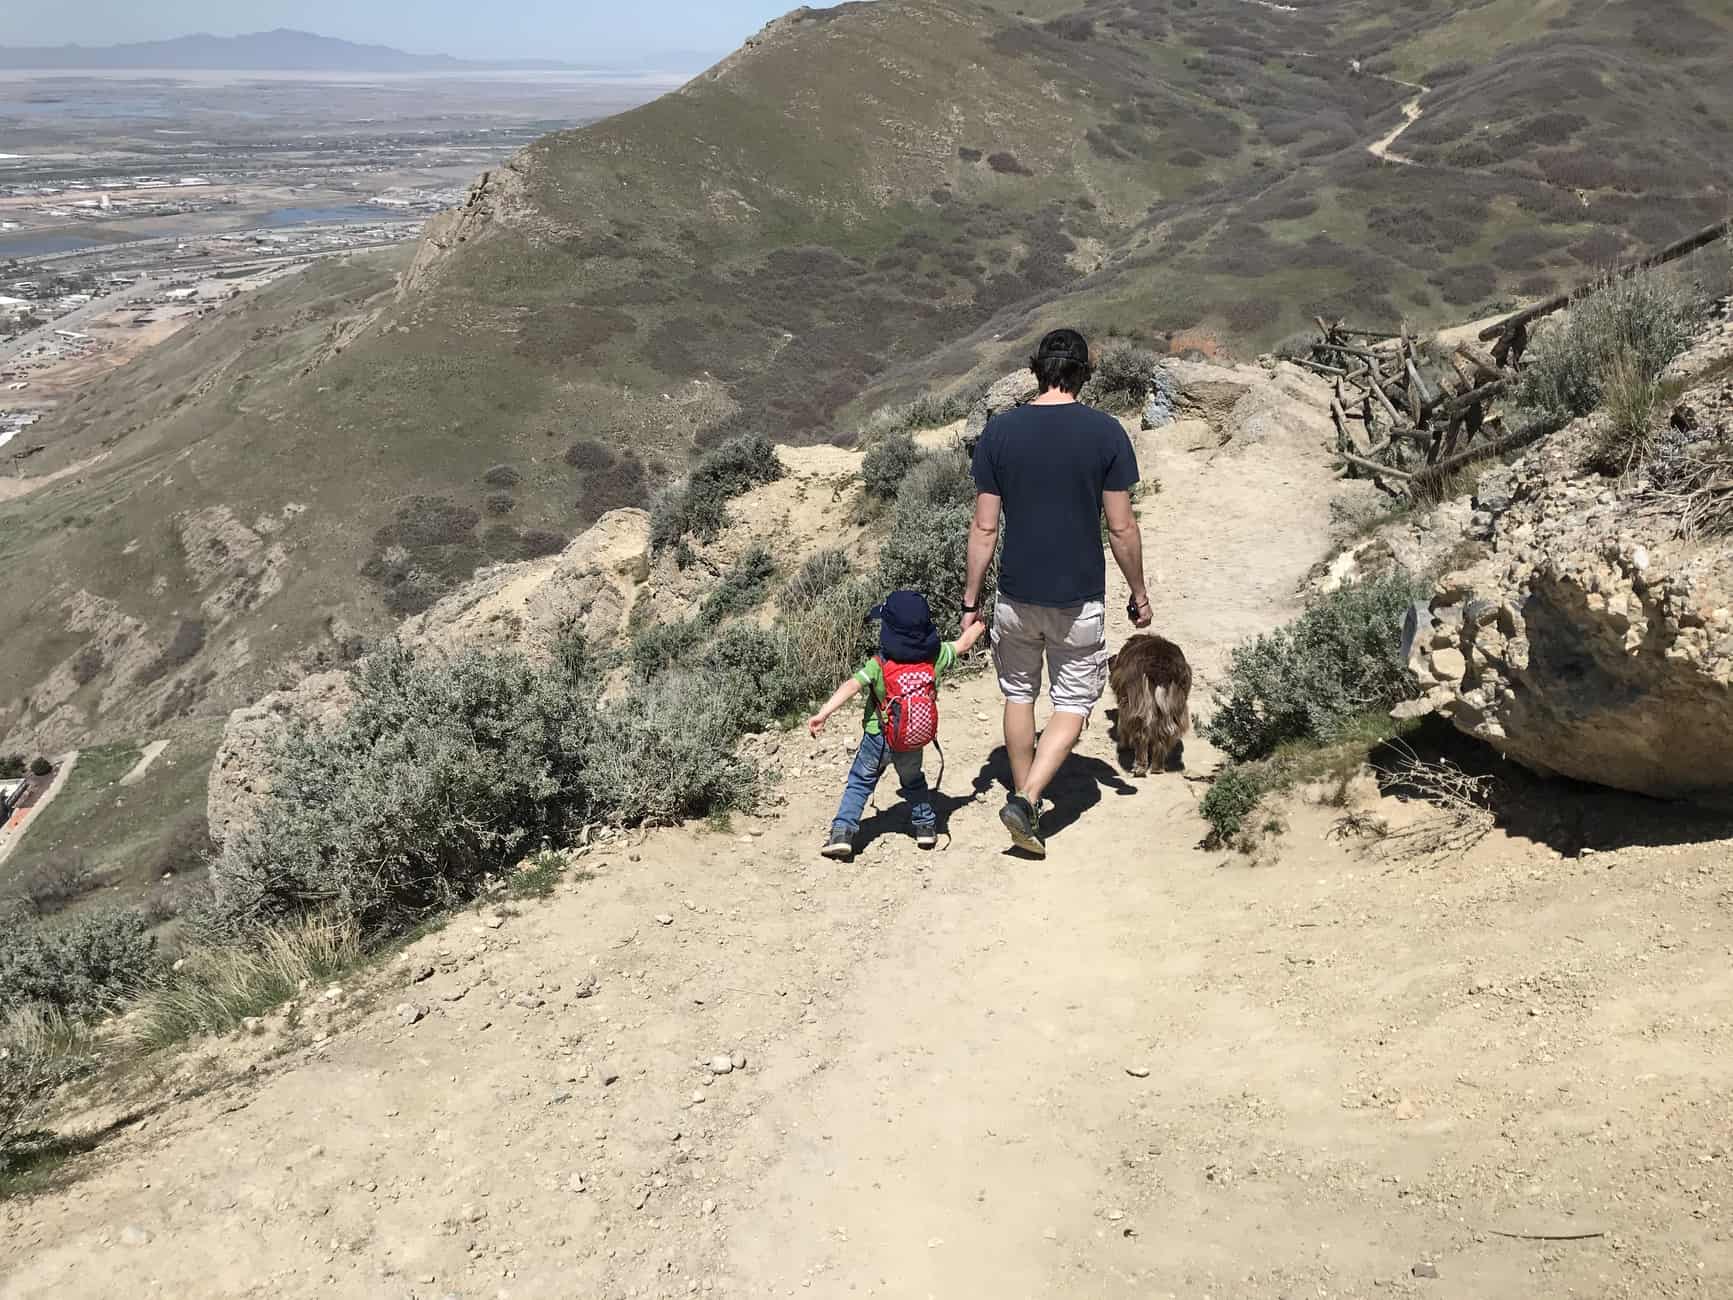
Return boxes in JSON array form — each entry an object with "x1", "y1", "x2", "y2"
[
  {"x1": 1132, "y1": 595, "x2": 1154, "y2": 629},
  {"x1": 807, "y1": 714, "x2": 828, "y2": 739},
  {"x1": 960, "y1": 610, "x2": 982, "y2": 638}
]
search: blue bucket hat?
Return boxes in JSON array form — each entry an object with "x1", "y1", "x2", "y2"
[{"x1": 869, "y1": 590, "x2": 941, "y2": 663}]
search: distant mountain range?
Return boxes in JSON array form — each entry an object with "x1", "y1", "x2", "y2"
[{"x1": 0, "y1": 28, "x2": 592, "y2": 72}]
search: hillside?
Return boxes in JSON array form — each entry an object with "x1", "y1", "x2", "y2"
[
  {"x1": 0, "y1": 29, "x2": 574, "y2": 72},
  {"x1": 7, "y1": 351, "x2": 1733, "y2": 1298},
  {"x1": 4, "y1": 0, "x2": 1732, "y2": 776}
]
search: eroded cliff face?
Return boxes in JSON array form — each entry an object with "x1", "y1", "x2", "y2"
[{"x1": 1406, "y1": 394, "x2": 1733, "y2": 803}]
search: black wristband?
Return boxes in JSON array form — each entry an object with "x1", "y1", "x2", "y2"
[{"x1": 961, "y1": 601, "x2": 979, "y2": 614}]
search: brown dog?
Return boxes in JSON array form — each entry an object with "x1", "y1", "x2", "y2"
[{"x1": 1108, "y1": 634, "x2": 1193, "y2": 777}]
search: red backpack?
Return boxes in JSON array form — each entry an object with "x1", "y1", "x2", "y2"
[{"x1": 874, "y1": 656, "x2": 940, "y2": 752}]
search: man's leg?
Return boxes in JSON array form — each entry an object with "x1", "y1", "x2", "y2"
[
  {"x1": 991, "y1": 599, "x2": 1043, "y2": 792},
  {"x1": 1019, "y1": 712, "x2": 1087, "y2": 808},
  {"x1": 1003, "y1": 700, "x2": 1038, "y2": 795},
  {"x1": 1024, "y1": 600, "x2": 1110, "y2": 809}
]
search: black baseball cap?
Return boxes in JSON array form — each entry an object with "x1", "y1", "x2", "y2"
[{"x1": 1035, "y1": 328, "x2": 1090, "y2": 365}]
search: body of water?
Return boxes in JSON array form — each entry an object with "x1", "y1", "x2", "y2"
[
  {"x1": 0, "y1": 229, "x2": 110, "y2": 257},
  {"x1": 257, "y1": 205, "x2": 419, "y2": 228}
]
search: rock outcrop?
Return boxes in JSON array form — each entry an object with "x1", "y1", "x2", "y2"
[
  {"x1": 962, "y1": 370, "x2": 1039, "y2": 443},
  {"x1": 401, "y1": 508, "x2": 651, "y2": 662},
  {"x1": 1405, "y1": 424, "x2": 1733, "y2": 802},
  {"x1": 207, "y1": 670, "x2": 355, "y2": 845}
]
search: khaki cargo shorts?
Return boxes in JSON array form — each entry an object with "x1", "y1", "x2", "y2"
[{"x1": 991, "y1": 596, "x2": 1109, "y2": 717}]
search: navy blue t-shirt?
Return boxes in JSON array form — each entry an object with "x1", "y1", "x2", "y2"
[{"x1": 971, "y1": 401, "x2": 1139, "y2": 608}]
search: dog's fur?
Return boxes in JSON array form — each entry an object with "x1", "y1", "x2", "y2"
[{"x1": 1108, "y1": 634, "x2": 1193, "y2": 776}]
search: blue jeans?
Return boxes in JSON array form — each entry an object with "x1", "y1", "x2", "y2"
[{"x1": 831, "y1": 732, "x2": 934, "y2": 837}]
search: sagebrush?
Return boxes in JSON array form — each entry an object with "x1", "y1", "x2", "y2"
[
  {"x1": 702, "y1": 544, "x2": 777, "y2": 620},
  {"x1": 860, "y1": 431, "x2": 922, "y2": 503},
  {"x1": 650, "y1": 434, "x2": 784, "y2": 550},
  {"x1": 877, "y1": 448, "x2": 992, "y2": 630},
  {"x1": 0, "y1": 910, "x2": 159, "y2": 1021},
  {"x1": 782, "y1": 548, "x2": 853, "y2": 612},
  {"x1": 1514, "y1": 272, "x2": 1701, "y2": 434},
  {"x1": 1203, "y1": 574, "x2": 1428, "y2": 763},
  {"x1": 1081, "y1": 341, "x2": 1163, "y2": 411}
]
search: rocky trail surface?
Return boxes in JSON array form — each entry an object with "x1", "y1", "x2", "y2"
[{"x1": 5, "y1": 364, "x2": 1732, "y2": 1300}]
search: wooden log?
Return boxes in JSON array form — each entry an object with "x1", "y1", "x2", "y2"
[
  {"x1": 1364, "y1": 367, "x2": 1405, "y2": 427},
  {"x1": 1296, "y1": 357, "x2": 1348, "y2": 376},
  {"x1": 1405, "y1": 357, "x2": 1435, "y2": 410},
  {"x1": 1481, "y1": 216, "x2": 1733, "y2": 342},
  {"x1": 1335, "y1": 451, "x2": 1412, "y2": 480},
  {"x1": 1453, "y1": 340, "x2": 1503, "y2": 381}
]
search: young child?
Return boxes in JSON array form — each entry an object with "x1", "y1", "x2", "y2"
[{"x1": 806, "y1": 589, "x2": 987, "y2": 861}]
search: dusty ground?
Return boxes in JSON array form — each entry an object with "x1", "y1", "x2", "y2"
[{"x1": 3, "y1": 365, "x2": 1731, "y2": 1299}]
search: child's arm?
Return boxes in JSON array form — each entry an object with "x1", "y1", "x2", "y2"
[
  {"x1": 954, "y1": 618, "x2": 989, "y2": 656},
  {"x1": 807, "y1": 676, "x2": 864, "y2": 737}
]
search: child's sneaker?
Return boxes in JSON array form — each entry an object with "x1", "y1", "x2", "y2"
[
  {"x1": 913, "y1": 823, "x2": 938, "y2": 850},
  {"x1": 999, "y1": 794, "x2": 1046, "y2": 857},
  {"x1": 820, "y1": 828, "x2": 855, "y2": 861}
]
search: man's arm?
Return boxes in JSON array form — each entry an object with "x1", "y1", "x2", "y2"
[
  {"x1": 961, "y1": 492, "x2": 1001, "y2": 635},
  {"x1": 1103, "y1": 489, "x2": 1152, "y2": 628}
]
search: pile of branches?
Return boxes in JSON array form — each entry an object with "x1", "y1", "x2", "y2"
[
  {"x1": 1288, "y1": 218, "x2": 1733, "y2": 502},
  {"x1": 1290, "y1": 317, "x2": 1516, "y2": 497},
  {"x1": 1638, "y1": 404, "x2": 1733, "y2": 539}
]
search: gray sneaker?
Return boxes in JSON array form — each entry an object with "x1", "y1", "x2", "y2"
[
  {"x1": 820, "y1": 828, "x2": 854, "y2": 861},
  {"x1": 999, "y1": 794, "x2": 1046, "y2": 857},
  {"x1": 913, "y1": 824, "x2": 938, "y2": 850}
]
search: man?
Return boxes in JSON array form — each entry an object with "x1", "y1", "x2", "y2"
[{"x1": 961, "y1": 328, "x2": 1152, "y2": 857}]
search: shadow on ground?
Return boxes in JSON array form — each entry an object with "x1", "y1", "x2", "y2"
[{"x1": 1373, "y1": 716, "x2": 1733, "y2": 857}]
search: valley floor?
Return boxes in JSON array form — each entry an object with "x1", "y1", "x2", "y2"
[{"x1": 4, "y1": 369, "x2": 1730, "y2": 1299}]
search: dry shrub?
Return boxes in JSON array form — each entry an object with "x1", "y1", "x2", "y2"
[{"x1": 1336, "y1": 747, "x2": 1496, "y2": 861}]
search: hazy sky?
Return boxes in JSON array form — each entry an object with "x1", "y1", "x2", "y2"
[{"x1": 0, "y1": 1, "x2": 843, "y2": 66}]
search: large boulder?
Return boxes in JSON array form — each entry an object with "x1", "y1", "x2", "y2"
[
  {"x1": 962, "y1": 369, "x2": 1039, "y2": 443},
  {"x1": 207, "y1": 670, "x2": 355, "y2": 845},
  {"x1": 1405, "y1": 442, "x2": 1733, "y2": 802}
]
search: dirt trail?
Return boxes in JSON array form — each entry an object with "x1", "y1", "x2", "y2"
[
  {"x1": 5, "y1": 365, "x2": 1733, "y2": 1299},
  {"x1": 1368, "y1": 92, "x2": 1427, "y2": 166}
]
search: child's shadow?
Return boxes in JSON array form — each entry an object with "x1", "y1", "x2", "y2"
[{"x1": 854, "y1": 783, "x2": 977, "y2": 856}]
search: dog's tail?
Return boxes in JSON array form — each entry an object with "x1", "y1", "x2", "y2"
[{"x1": 1152, "y1": 682, "x2": 1192, "y2": 746}]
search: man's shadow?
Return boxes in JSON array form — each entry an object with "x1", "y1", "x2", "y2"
[{"x1": 967, "y1": 743, "x2": 1139, "y2": 848}]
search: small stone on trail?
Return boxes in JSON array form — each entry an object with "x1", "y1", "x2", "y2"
[
  {"x1": 1125, "y1": 1066, "x2": 1151, "y2": 1078},
  {"x1": 702, "y1": 1199, "x2": 717, "y2": 1215},
  {"x1": 567, "y1": 1173, "x2": 586, "y2": 1193},
  {"x1": 708, "y1": 1055, "x2": 735, "y2": 1075},
  {"x1": 395, "y1": 1003, "x2": 426, "y2": 1027},
  {"x1": 1106, "y1": 1209, "x2": 1125, "y2": 1222},
  {"x1": 481, "y1": 914, "x2": 505, "y2": 930},
  {"x1": 514, "y1": 992, "x2": 546, "y2": 1010},
  {"x1": 655, "y1": 913, "x2": 675, "y2": 926},
  {"x1": 550, "y1": 1089, "x2": 573, "y2": 1105},
  {"x1": 600, "y1": 1065, "x2": 622, "y2": 1086},
  {"x1": 731, "y1": 1050, "x2": 748, "y2": 1071},
  {"x1": 458, "y1": 1202, "x2": 487, "y2": 1224},
  {"x1": 572, "y1": 972, "x2": 599, "y2": 999},
  {"x1": 632, "y1": 1188, "x2": 650, "y2": 1210},
  {"x1": 1412, "y1": 1262, "x2": 1440, "y2": 1279},
  {"x1": 118, "y1": 1225, "x2": 152, "y2": 1247},
  {"x1": 690, "y1": 1089, "x2": 708, "y2": 1104},
  {"x1": 411, "y1": 964, "x2": 435, "y2": 984}
]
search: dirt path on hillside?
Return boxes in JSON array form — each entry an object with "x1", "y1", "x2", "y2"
[
  {"x1": 1368, "y1": 91, "x2": 1427, "y2": 166},
  {"x1": 5, "y1": 367, "x2": 1733, "y2": 1299}
]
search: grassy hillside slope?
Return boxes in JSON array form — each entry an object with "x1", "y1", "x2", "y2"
[{"x1": 2, "y1": 0, "x2": 1730, "y2": 770}]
